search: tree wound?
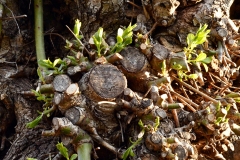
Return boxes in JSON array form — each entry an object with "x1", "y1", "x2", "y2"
[
  {"x1": 120, "y1": 47, "x2": 148, "y2": 73},
  {"x1": 89, "y1": 64, "x2": 127, "y2": 99},
  {"x1": 53, "y1": 74, "x2": 71, "y2": 92}
]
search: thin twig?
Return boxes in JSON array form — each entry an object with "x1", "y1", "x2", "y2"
[
  {"x1": 170, "y1": 90, "x2": 199, "y2": 109},
  {"x1": 218, "y1": 83, "x2": 232, "y2": 95},
  {"x1": 180, "y1": 84, "x2": 190, "y2": 99},
  {"x1": 222, "y1": 40, "x2": 231, "y2": 60},
  {"x1": 144, "y1": 22, "x2": 158, "y2": 37},
  {"x1": 3, "y1": 3, "x2": 21, "y2": 35},
  {"x1": 209, "y1": 72, "x2": 228, "y2": 85},
  {"x1": 175, "y1": 96, "x2": 196, "y2": 112},
  {"x1": 167, "y1": 86, "x2": 180, "y2": 127},
  {"x1": 126, "y1": 0, "x2": 142, "y2": 9},
  {"x1": 172, "y1": 76, "x2": 219, "y2": 104},
  {"x1": 1, "y1": 14, "x2": 27, "y2": 20},
  {"x1": 65, "y1": 25, "x2": 91, "y2": 55}
]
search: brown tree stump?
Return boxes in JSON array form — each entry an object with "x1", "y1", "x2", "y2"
[{"x1": 79, "y1": 64, "x2": 127, "y2": 101}]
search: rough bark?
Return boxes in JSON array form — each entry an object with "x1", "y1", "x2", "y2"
[
  {"x1": 1, "y1": 0, "x2": 240, "y2": 159},
  {"x1": 0, "y1": 66, "x2": 58, "y2": 160}
]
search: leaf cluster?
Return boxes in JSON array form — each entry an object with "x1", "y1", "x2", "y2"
[
  {"x1": 110, "y1": 23, "x2": 137, "y2": 53},
  {"x1": 172, "y1": 24, "x2": 212, "y2": 80},
  {"x1": 56, "y1": 142, "x2": 78, "y2": 160},
  {"x1": 65, "y1": 19, "x2": 84, "y2": 52},
  {"x1": 92, "y1": 27, "x2": 107, "y2": 57},
  {"x1": 186, "y1": 24, "x2": 210, "y2": 55},
  {"x1": 26, "y1": 107, "x2": 53, "y2": 128},
  {"x1": 122, "y1": 118, "x2": 160, "y2": 160},
  {"x1": 39, "y1": 58, "x2": 67, "y2": 76}
]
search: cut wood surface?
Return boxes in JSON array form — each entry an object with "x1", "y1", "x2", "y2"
[
  {"x1": 79, "y1": 64, "x2": 127, "y2": 101},
  {"x1": 2, "y1": 0, "x2": 240, "y2": 159}
]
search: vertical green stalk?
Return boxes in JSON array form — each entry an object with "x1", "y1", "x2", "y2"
[
  {"x1": 34, "y1": 0, "x2": 46, "y2": 69},
  {"x1": 77, "y1": 143, "x2": 92, "y2": 160}
]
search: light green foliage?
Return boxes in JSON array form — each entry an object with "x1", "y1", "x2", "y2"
[
  {"x1": 26, "y1": 107, "x2": 53, "y2": 128},
  {"x1": 26, "y1": 158, "x2": 38, "y2": 160},
  {"x1": 56, "y1": 142, "x2": 77, "y2": 160},
  {"x1": 173, "y1": 24, "x2": 212, "y2": 80},
  {"x1": 214, "y1": 102, "x2": 230, "y2": 126},
  {"x1": 110, "y1": 23, "x2": 137, "y2": 54},
  {"x1": 31, "y1": 89, "x2": 53, "y2": 104},
  {"x1": 153, "y1": 116, "x2": 160, "y2": 132},
  {"x1": 92, "y1": 23, "x2": 137, "y2": 57},
  {"x1": 92, "y1": 27, "x2": 105, "y2": 57},
  {"x1": 177, "y1": 70, "x2": 198, "y2": 81},
  {"x1": 122, "y1": 120, "x2": 145, "y2": 160},
  {"x1": 26, "y1": 90, "x2": 53, "y2": 128},
  {"x1": 160, "y1": 60, "x2": 168, "y2": 76},
  {"x1": 225, "y1": 92, "x2": 240, "y2": 103},
  {"x1": 185, "y1": 24, "x2": 210, "y2": 57},
  {"x1": 38, "y1": 58, "x2": 67, "y2": 75},
  {"x1": 37, "y1": 67, "x2": 45, "y2": 84},
  {"x1": 122, "y1": 118, "x2": 160, "y2": 160},
  {"x1": 26, "y1": 114, "x2": 43, "y2": 129},
  {"x1": 185, "y1": 24, "x2": 212, "y2": 71},
  {"x1": 122, "y1": 137, "x2": 142, "y2": 160},
  {"x1": 65, "y1": 19, "x2": 84, "y2": 54},
  {"x1": 73, "y1": 19, "x2": 82, "y2": 40}
]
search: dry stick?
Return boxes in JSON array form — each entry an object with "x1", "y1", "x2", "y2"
[
  {"x1": 223, "y1": 56, "x2": 236, "y2": 67},
  {"x1": 233, "y1": 34, "x2": 240, "y2": 40},
  {"x1": 218, "y1": 83, "x2": 232, "y2": 95},
  {"x1": 170, "y1": 90, "x2": 199, "y2": 110},
  {"x1": 209, "y1": 73, "x2": 228, "y2": 85},
  {"x1": 175, "y1": 96, "x2": 196, "y2": 112},
  {"x1": 3, "y1": 3, "x2": 21, "y2": 35},
  {"x1": 172, "y1": 76, "x2": 219, "y2": 104},
  {"x1": 180, "y1": 84, "x2": 190, "y2": 99},
  {"x1": 144, "y1": 22, "x2": 158, "y2": 37},
  {"x1": 192, "y1": 80, "x2": 199, "y2": 91},
  {"x1": 126, "y1": 0, "x2": 142, "y2": 9},
  {"x1": 1, "y1": 14, "x2": 27, "y2": 20},
  {"x1": 223, "y1": 40, "x2": 231, "y2": 60},
  {"x1": 167, "y1": 86, "x2": 180, "y2": 127}
]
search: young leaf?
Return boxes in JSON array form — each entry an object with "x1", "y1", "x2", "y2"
[
  {"x1": 122, "y1": 148, "x2": 131, "y2": 160},
  {"x1": 26, "y1": 158, "x2": 38, "y2": 160},
  {"x1": 53, "y1": 58, "x2": 62, "y2": 67},
  {"x1": 56, "y1": 142, "x2": 70, "y2": 160},
  {"x1": 26, "y1": 114, "x2": 43, "y2": 128},
  {"x1": 117, "y1": 28, "x2": 124, "y2": 43},
  {"x1": 110, "y1": 23, "x2": 136, "y2": 54},
  {"x1": 92, "y1": 27, "x2": 104, "y2": 56},
  {"x1": 201, "y1": 56, "x2": 212, "y2": 64},
  {"x1": 73, "y1": 19, "x2": 82, "y2": 39},
  {"x1": 70, "y1": 154, "x2": 78, "y2": 160},
  {"x1": 38, "y1": 59, "x2": 54, "y2": 69},
  {"x1": 202, "y1": 63, "x2": 208, "y2": 72},
  {"x1": 37, "y1": 67, "x2": 45, "y2": 84},
  {"x1": 187, "y1": 33, "x2": 195, "y2": 46},
  {"x1": 188, "y1": 74, "x2": 198, "y2": 79},
  {"x1": 195, "y1": 52, "x2": 207, "y2": 62},
  {"x1": 129, "y1": 149, "x2": 135, "y2": 157}
]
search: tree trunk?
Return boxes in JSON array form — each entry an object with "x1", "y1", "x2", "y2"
[{"x1": 1, "y1": 0, "x2": 240, "y2": 159}]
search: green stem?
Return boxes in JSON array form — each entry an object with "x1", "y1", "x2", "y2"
[
  {"x1": 34, "y1": 0, "x2": 46, "y2": 69},
  {"x1": 77, "y1": 143, "x2": 92, "y2": 160}
]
